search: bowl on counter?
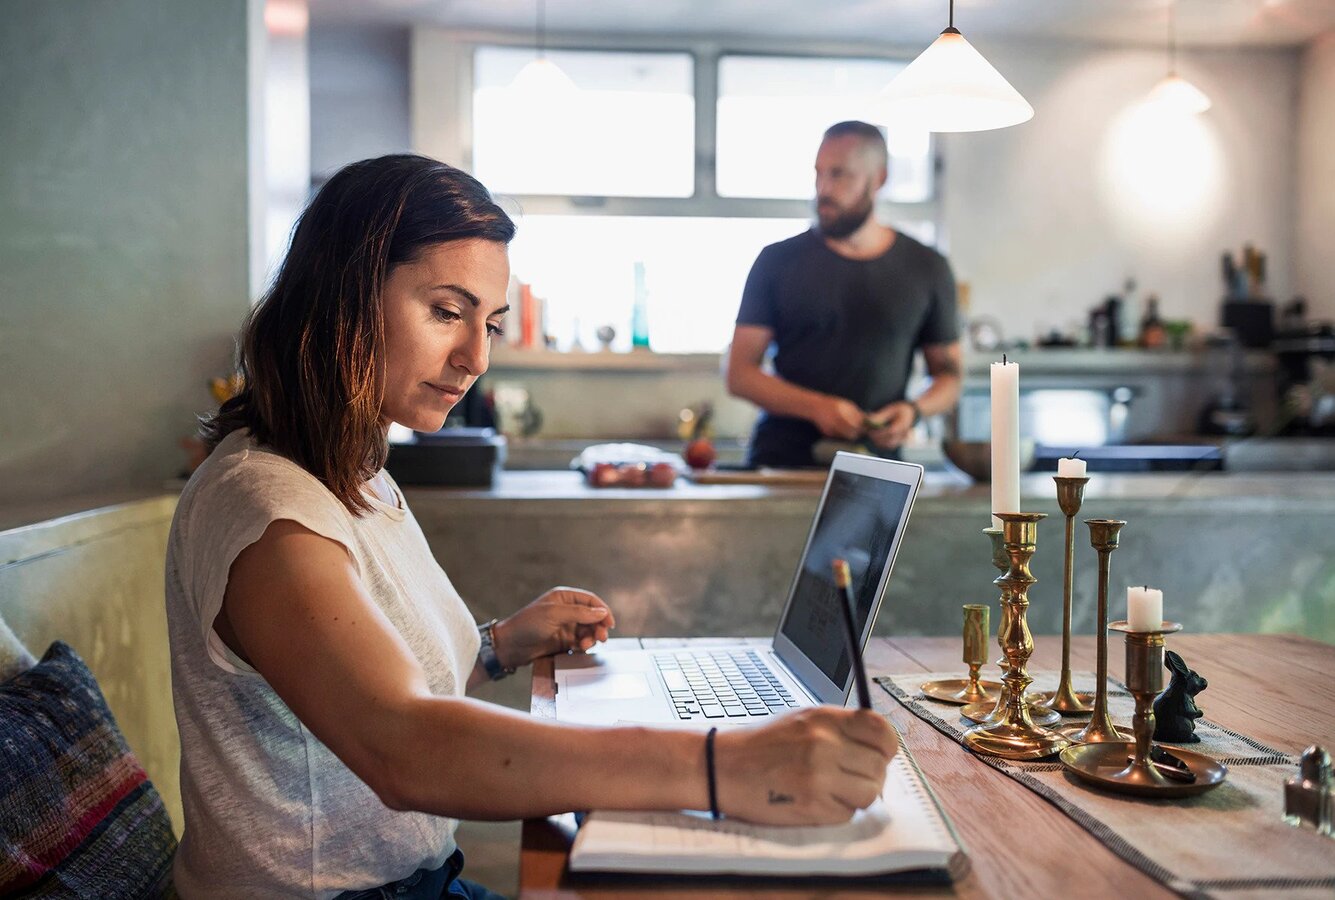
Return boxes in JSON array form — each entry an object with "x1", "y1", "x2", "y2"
[{"x1": 941, "y1": 439, "x2": 1036, "y2": 483}]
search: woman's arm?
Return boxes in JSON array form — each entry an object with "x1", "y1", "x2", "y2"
[{"x1": 218, "y1": 520, "x2": 897, "y2": 824}]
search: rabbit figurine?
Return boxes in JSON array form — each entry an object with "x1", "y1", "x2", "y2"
[{"x1": 1153, "y1": 650, "x2": 1207, "y2": 743}]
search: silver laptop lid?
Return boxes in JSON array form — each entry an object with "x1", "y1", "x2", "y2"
[{"x1": 770, "y1": 451, "x2": 923, "y2": 706}]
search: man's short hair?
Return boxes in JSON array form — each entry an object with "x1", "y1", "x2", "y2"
[{"x1": 822, "y1": 120, "x2": 889, "y2": 169}]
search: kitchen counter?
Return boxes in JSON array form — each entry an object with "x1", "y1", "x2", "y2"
[
  {"x1": 406, "y1": 470, "x2": 1335, "y2": 654},
  {"x1": 413, "y1": 468, "x2": 1335, "y2": 508}
]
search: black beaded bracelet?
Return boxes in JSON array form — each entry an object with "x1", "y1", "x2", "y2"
[{"x1": 705, "y1": 726, "x2": 720, "y2": 820}]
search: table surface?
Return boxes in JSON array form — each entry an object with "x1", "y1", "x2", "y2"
[{"x1": 520, "y1": 633, "x2": 1334, "y2": 899}]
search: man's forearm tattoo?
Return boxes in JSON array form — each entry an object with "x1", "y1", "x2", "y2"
[{"x1": 767, "y1": 789, "x2": 795, "y2": 804}]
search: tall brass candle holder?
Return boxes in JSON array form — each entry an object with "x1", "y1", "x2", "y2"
[
  {"x1": 963, "y1": 513, "x2": 1071, "y2": 760},
  {"x1": 1060, "y1": 519, "x2": 1132, "y2": 744},
  {"x1": 1060, "y1": 621, "x2": 1227, "y2": 797},
  {"x1": 920, "y1": 604, "x2": 1003, "y2": 704},
  {"x1": 1035, "y1": 476, "x2": 1094, "y2": 715},
  {"x1": 962, "y1": 527, "x2": 1060, "y2": 727}
]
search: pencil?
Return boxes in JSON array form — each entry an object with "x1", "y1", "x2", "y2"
[{"x1": 832, "y1": 558, "x2": 872, "y2": 710}]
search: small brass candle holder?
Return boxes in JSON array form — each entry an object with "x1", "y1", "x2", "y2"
[
  {"x1": 961, "y1": 526, "x2": 1059, "y2": 727},
  {"x1": 1060, "y1": 519, "x2": 1132, "y2": 745},
  {"x1": 1060, "y1": 621, "x2": 1227, "y2": 797},
  {"x1": 920, "y1": 604, "x2": 1003, "y2": 705},
  {"x1": 963, "y1": 513, "x2": 1071, "y2": 760},
  {"x1": 1035, "y1": 476, "x2": 1095, "y2": 715}
]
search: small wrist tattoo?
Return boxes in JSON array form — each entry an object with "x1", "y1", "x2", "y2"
[{"x1": 767, "y1": 790, "x2": 795, "y2": 804}]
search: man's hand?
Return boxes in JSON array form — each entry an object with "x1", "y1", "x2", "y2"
[
  {"x1": 810, "y1": 396, "x2": 866, "y2": 441},
  {"x1": 865, "y1": 401, "x2": 917, "y2": 449},
  {"x1": 715, "y1": 707, "x2": 898, "y2": 825},
  {"x1": 492, "y1": 588, "x2": 616, "y2": 670}
]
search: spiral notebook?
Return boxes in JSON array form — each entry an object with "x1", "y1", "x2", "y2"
[{"x1": 569, "y1": 740, "x2": 968, "y2": 881}]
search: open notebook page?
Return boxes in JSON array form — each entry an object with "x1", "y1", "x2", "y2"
[{"x1": 569, "y1": 745, "x2": 966, "y2": 877}]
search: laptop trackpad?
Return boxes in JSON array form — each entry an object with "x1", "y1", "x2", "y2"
[{"x1": 564, "y1": 671, "x2": 654, "y2": 701}]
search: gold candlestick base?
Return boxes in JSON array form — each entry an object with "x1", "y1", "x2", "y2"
[
  {"x1": 1061, "y1": 621, "x2": 1227, "y2": 796},
  {"x1": 963, "y1": 513, "x2": 1071, "y2": 761},
  {"x1": 1035, "y1": 687, "x2": 1097, "y2": 714},
  {"x1": 921, "y1": 605, "x2": 1002, "y2": 705},
  {"x1": 961, "y1": 692, "x2": 1060, "y2": 727},
  {"x1": 921, "y1": 675, "x2": 1004, "y2": 706}
]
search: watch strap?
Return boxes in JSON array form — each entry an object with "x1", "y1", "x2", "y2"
[{"x1": 478, "y1": 618, "x2": 515, "y2": 681}]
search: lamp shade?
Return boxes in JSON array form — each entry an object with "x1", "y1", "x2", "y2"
[
  {"x1": 510, "y1": 56, "x2": 577, "y2": 95},
  {"x1": 881, "y1": 30, "x2": 1034, "y2": 133},
  {"x1": 1146, "y1": 73, "x2": 1211, "y2": 114}
]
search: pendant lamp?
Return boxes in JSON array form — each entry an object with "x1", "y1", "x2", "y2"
[
  {"x1": 881, "y1": 0, "x2": 1033, "y2": 133},
  {"x1": 1147, "y1": 1, "x2": 1211, "y2": 114},
  {"x1": 510, "y1": 0, "x2": 575, "y2": 95}
]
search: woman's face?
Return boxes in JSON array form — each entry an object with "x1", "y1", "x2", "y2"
[{"x1": 379, "y1": 238, "x2": 511, "y2": 433}]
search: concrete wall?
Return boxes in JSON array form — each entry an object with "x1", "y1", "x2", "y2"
[
  {"x1": 944, "y1": 41, "x2": 1300, "y2": 338},
  {"x1": 0, "y1": 0, "x2": 254, "y2": 506},
  {"x1": 1295, "y1": 31, "x2": 1335, "y2": 320}
]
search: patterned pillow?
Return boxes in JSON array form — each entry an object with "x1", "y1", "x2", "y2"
[{"x1": 0, "y1": 641, "x2": 176, "y2": 898}]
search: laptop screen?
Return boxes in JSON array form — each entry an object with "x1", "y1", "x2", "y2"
[{"x1": 777, "y1": 468, "x2": 913, "y2": 689}]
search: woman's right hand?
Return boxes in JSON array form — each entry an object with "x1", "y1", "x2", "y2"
[{"x1": 713, "y1": 707, "x2": 899, "y2": 826}]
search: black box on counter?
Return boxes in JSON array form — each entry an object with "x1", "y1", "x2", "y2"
[{"x1": 386, "y1": 427, "x2": 506, "y2": 487}]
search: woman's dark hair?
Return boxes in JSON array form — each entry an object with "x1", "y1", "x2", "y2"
[{"x1": 201, "y1": 154, "x2": 515, "y2": 515}]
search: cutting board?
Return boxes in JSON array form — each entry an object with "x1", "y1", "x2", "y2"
[{"x1": 685, "y1": 467, "x2": 829, "y2": 486}]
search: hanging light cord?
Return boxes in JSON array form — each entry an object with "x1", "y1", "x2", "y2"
[
  {"x1": 1168, "y1": 0, "x2": 1178, "y2": 75},
  {"x1": 943, "y1": 0, "x2": 960, "y2": 36},
  {"x1": 537, "y1": 0, "x2": 547, "y2": 59}
]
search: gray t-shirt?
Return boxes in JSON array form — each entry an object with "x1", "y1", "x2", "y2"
[
  {"x1": 165, "y1": 430, "x2": 481, "y2": 898},
  {"x1": 736, "y1": 229, "x2": 958, "y2": 467}
]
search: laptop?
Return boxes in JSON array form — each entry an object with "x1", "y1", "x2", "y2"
[{"x1": 554, "y1": 452, "x2": 923, "y2": 728}]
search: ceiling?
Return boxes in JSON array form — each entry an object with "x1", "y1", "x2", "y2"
[{"x1": 309, "y1": 0, "x2": 1335, "y2": 48}]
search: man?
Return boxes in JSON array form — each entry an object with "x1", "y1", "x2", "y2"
[{"x1": 726, "y1": 120, "x2": 963, "y2": 468}]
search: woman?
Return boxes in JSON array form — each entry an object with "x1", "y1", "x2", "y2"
[{"x1": 165, "y1": 154, "x2": 897, "y2": 898}]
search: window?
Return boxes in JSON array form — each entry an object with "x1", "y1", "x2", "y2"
[
  {"x1": 716, "y1": 55, "x2": 933, "y2": 203},
  {"x1": 464, "y1": 45, "x2": 941, "y2": 354},
  {"x1": 509, "y1": 215, "x2": 806, "y2": 354},
  {"x1": 472, "y1": 47, "x2": 695, "y2": 198}
]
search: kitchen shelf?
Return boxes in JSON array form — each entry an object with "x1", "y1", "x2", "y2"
[{"x1": 488, "y1": 347, "x2": 724, "y2": 374}]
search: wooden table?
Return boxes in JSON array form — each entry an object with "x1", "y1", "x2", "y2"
[{"x1": 520, "y1": 634, "x2": 1335, "y2": 899}]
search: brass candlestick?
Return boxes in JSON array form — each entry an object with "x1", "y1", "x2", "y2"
[
  {"x1": 963, "y1": 513, "x2": 1071, "y2": 760},
  {"x1": 1060, "y1": 621, "x2": 1227, "y2": 797},
  {"x1": 1036, "y1": 476, "x2": 1094, "y2": 715},
  {"x1": 1061, "y1": 519, "x2": 1132, "y2": 744},
  {"x1": 962, "y1": 527, "x2": 1060, "y2": 727},
  {"x1": 920, "y1": 604, "x2": 1002, "y2": 704}
]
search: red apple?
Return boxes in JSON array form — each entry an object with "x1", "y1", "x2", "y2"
[{"x1": 684, "y1": 438, "x2": 716, "y2": 470}]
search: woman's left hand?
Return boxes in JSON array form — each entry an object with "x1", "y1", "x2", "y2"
[{"x1": 493, "y1": 587, "x2": 616, "y2": 669}]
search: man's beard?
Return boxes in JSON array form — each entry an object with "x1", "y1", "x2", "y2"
[{"x1": 816, "y1": 194, "x2": 874, "y2": 239}]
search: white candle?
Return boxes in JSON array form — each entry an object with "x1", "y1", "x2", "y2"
[
  {"x1": 1127, "y1": 586, "x2": 1164, "y2": 631},
  {"x1": 990, "y1": 359, "x2": 1020, "y2": 529},
  {"x1": 1057, "y1": 456, "x2": 1087, "y2": 477}
]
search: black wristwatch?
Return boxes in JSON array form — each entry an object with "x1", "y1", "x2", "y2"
[
  {"x1": 478, "y1": 618, "x2": 516, "y2": 681},
  {"x1": 908, "y1": 400, "x2": 923, "y2": 427}
]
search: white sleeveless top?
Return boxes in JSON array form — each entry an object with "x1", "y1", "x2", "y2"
[{"x1": 165, "y1": 430, "x2": 480, "y2": 898}]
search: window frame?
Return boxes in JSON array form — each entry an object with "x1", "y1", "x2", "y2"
[{"x1": 445, "y1": 33, "x2": 944, "y2": 231}]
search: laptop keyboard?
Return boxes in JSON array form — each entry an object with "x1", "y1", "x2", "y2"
[{"x1": 654, "y1": 649, "x2": 800, "y2": 720}]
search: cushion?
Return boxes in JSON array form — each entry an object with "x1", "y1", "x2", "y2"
[
  {"x1": 0, "y1": 641, "x2": 176, "y2": 898},
  {"x1": 0, "y1": 616, "x2": 35, "y2": 681}
]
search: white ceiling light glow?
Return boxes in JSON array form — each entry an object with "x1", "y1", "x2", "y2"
[
  {"x1": 1147, "y1": 0, "x2": 1211, "y2": 114},
  {"x1": 510, "y1": 0, "x2": 576, "y2": 96}
]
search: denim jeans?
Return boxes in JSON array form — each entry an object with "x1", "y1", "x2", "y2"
[{"x1": 333, "y1": 849, "x2": 507, "y2": 900}]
